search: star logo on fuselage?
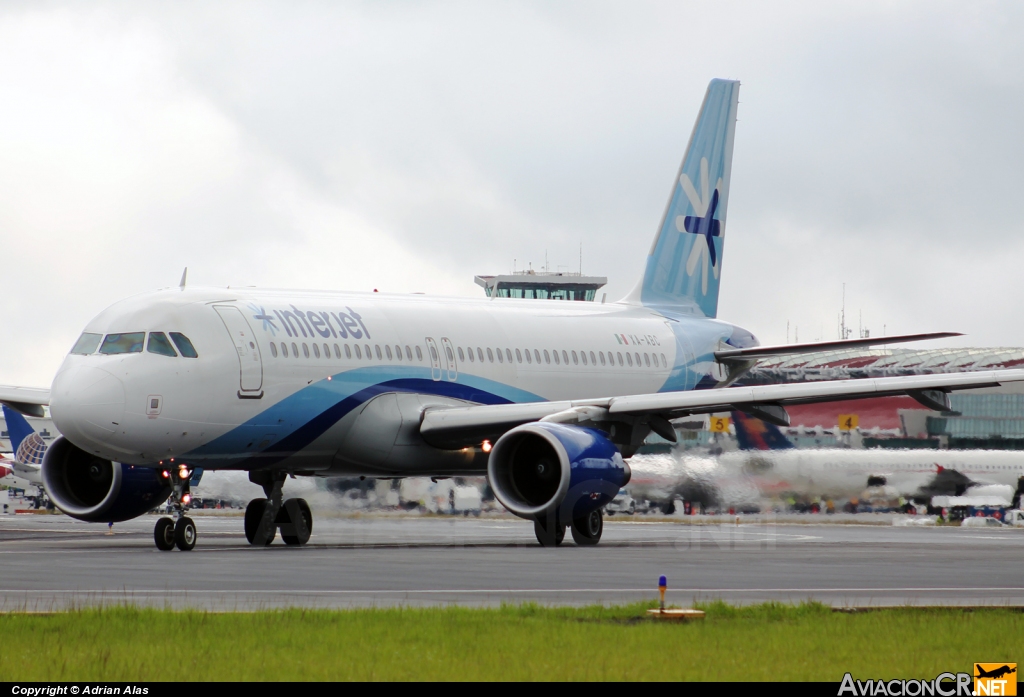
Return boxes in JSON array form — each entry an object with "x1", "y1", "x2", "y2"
[
  {"x1": 674, "y1": 156, "x2": 724, "y2": 295},
  {"x1": 249, "y1": 304, "x2": 278, "y2": 335}
]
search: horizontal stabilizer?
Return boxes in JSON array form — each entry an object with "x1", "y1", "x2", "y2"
[
  {"x1": 0, "y1": 385, "x2": 50, "y2": 417},
  {"x1": 714, "y1": 332, "x2": 961, "y2": 363}
]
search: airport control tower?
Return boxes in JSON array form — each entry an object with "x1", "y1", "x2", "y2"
[{"x1": 474, "y1": 270, "x2": 608, "y2": 302}]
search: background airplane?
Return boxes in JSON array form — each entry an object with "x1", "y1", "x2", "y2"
[
  {"x1": 0, "y1": 404, "x2": 45, "y2": 487},
  {"x1": 2, "y1": 79, "x2": 1022, "y2": 552}
]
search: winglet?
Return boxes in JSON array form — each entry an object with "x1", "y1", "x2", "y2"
[{"x1": 179, "y1": 267, "x2": 188, "y2": 289}]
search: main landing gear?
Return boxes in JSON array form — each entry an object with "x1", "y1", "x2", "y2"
[
  {"x1": 533, "y1": 509, "x2": 604, "y2": 547},
  {"x1": 154, "y1": 464, "x2": 197, "y2": 551},
  {"x1": 244, "y1": 471, "x2": 313, "y2": 547}
]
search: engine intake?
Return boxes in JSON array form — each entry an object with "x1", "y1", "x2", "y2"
[
  {"x1": 487, "y1": 422, "x2": 630, "y2": 522},
  {"x1": 42, "y1": 437, "x2": 171, "y2": 522}
]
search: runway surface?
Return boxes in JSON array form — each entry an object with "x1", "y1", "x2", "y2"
[{"x1": 1, "y1": 512, "x2": 1022, "y2": 610}]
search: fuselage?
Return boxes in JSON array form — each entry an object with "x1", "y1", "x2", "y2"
[{"x1": 49, "y1": 287, "x2": 756, "y2": 476}]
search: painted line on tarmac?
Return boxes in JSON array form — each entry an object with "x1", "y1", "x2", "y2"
[{"x1": 3, "y1": 587, "x2": 1024, "y2": 595}]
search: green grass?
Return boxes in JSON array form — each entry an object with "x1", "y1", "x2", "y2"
[{"x1": 1, "y1": 602, "x2": 1019, "y2": 681}]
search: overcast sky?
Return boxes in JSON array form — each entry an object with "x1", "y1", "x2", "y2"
[{"x1": 2, "y1": 1, "x2": 1023, "y2": 387}]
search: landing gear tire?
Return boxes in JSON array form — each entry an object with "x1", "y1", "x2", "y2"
[
  {"x1": 280, "y1": 498, "x2": 313, "y2": 546},
  {"x1": 244, "y1": 498, "x2": 276, "y2": 546},
  {"x1": 174, "y1": 516, "x2": 197, "y2": 551},
  {"x1": 154, "y1": 517, "x2": 175, "y2": 551},
  {"x1": 571, "y1": 509, "x2": 603, "y2": 546},
  {"x1": 533, "y1": 519, "x2": 566, "y2": 547}
]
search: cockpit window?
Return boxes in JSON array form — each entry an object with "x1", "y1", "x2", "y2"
[
  {"x1": 147, "y1": 332, "x2": 178, "y2": 357},
  {"x1": 169, "y1": 332, "x2": 198, "y2": 358},
  {"x1": 99, "y1": 333, "x2": 145, "y2": 355},
  {"x1": 70, "y1": 333, "x2": 102, "y2": 355}
]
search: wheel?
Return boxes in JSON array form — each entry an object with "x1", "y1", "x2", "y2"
[
  {"x1": 154, "y1": 517, "x2": 175, "y2": 551},
  {"x1": 533, "y1": 519, "x2": 566, "y2": 547},
  {"x1": 628, "y1": 503, "x2": 635, "y2": 515},
  {"x1": 571, "y1": 509, "x2": 603, "y2": 546},
  {"x1": 244, "y1": 498, "x2": 276, "y2": 545},
  {"x1": 280, "y1": 498, "x2": 312, "y2": 546},
  {"x1": 174, "y1": 516, "x2": 197, "y2": 551},
  {"x1": 660, "y1": 501, "x2": 676, "y2": 515}
]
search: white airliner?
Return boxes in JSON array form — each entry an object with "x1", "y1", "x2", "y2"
[{"x1": 2, "y1": 79, "x2": 1023, "y2": 551}]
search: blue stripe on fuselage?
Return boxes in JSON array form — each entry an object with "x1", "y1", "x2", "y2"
[{"x1": 183, "y1": 366, "x2": 542, "y2": 468}]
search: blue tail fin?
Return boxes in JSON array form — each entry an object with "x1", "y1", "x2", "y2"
[
  {"x1": 732, "y1": 411, "x2": 795, "y2": 451},
  {"x1": 2, "y1": 404, "x2": 35, "y2": 453},
  {"x1": 633, "y1": 79, "x2": 740, "y2": 317}
]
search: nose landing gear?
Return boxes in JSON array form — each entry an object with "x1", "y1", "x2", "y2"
[{"x1": 153, "y1": 465, "x2": 197, "y2": 551}]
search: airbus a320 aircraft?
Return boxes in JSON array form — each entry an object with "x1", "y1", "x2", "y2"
[{"x1": 2, "y1": 79, "x2": 1022, "y2": 551}]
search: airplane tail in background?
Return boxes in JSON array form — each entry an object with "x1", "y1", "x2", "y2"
[
  {"x1": 2, "y1": 404, "x2": 34, "y2": 454},
  {"x1": 629, "y1": 79, "x2": 740, "y2": 318},
  {"x1": 2, "y1": 404, "x2": 47, "y2": 466},
  {"x1": 732, "y1": 411, "x2": 796, "y2": 451}
]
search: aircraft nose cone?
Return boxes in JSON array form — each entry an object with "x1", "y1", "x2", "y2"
[{"x1": 50, "y1": 366, "x2": 126, "y2": 449}]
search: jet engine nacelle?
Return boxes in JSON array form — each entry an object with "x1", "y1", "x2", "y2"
[
  {"x1": 487, "y1": 422, "x2": 630, "y2": 523},
  {"x1": 42, "y1": 437, "x2": 171, "y2": 522}
]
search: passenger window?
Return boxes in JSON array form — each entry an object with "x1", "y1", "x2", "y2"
[
  {"x1": 416, "y1": 346, "x2": 423, "y2": 361},
  {"x1": 445, "y1": 346, "x2": 454, "y2": 363},
  {"x1": 406, "y1": 346, "x2": 413, "y2": 361},
  {"x1": 313, "y1": 343, "x2": 320, "y2": 358},
  {"x1": 571, "y1": 350, "x2": 578, "y2": 365},
  {"x1": 169, "y1": 333, "x2": 198, "y2": 358},
  {"x1": 458, "y1": 347, "x2": 465, "y2": 361},
  {"x1": 477, "y1": 347, "x2": 484, "y2": 362},
  {"x1": 334, "y1": 344, "x2": 341, "y2": 359},
  {"x1": 580, "y1": 351, "x2": 586, "y2": 366},
  {"x1": 524, "y1": 349, "x2": 532, "y2": 364},
  {"x1": 544, "y1": 350, "x2": 551, "y2": 364},
  {"x1": 282, "y1": 343, "x2": 289, "y2": 358},
  {"x1": 269, "y1": 342, "x2": 278, "y2": 358},
  {"x1": 486, "y1": 348, "x2": 494, "y2": 363},
  {"x1": 365, "y1": 344, "x2": 372, "y2": 359},
  {"x1": 506, "y1": 349, "x2": 513, "y2": 363},
  {"x1": 324, "y1": 343, "x2": 330, "y2": 358},
  {"x1": 467, "y1": 347, "x2": 475, "y2": 362},
  {"x1": 599, "y1": 352, "x2": 606, "y2": 366},
  {"x1": 70, "y1": 332, "x2": 102, "y2": 355},
  {"x1": 147, "y1": 332, "x2": 177, "y2": 357},
  {"x1": 429, "y1": 345, "x2": 438, "y2": 362},
  {"x1": 375, "y1": 345, "x2": 383, "y2": 360},
  {"x1": 303, "y1": 344, "x2": 311, "y2": 358},
  {"x1": 562, "y1": 350, "x2": 568, "y2": 365},
  {"x1": 516, "y1": 348, "x2": 522, "y2": 363},
  {"x1": 617, "y1": 352, "x2": 623, "y2": 366},
  {"x1": 345, "y1": 344, "x2": 352, "y2": 359},
  {"x1": 385, "y1": 345, "x2": 393, "y2": 360},
  {"x1": 395, "y1": 345, "x2": 403, "y2": 361},
  {"x1": 100, "y1": 332, "x2": 145, "y2": 355},
  {"x1": 496, "y1": 348, "x2": 503, "y2": 364},
  {"x1": 553, "y1": 350, "x2": 560, "y2": 365},
  {"x1": 661, "y1": 353, "x2": 667, "y2": 367},
  {"x1": 635, "y1": 352, "x2": 641, "y2": 366},
  {"x1": 644, "y1": 353, "x2": 650, "y2": 367},
  {"x1": 535, "y1": 349, "x2": 542, "y2": 363},
  {"x1": 590, "y1": 351, "x2": 596, "y2": 365},
  {"x1": 355, "y1": 344, "x2": 362, "y2": 359}
]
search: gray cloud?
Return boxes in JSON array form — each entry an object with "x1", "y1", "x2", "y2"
[{"x1": 1, "y1": 1, "x2": 1023, "y2": 386}]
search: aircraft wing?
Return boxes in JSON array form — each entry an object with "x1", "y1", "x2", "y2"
[
  {"x1": 419, "y1": 369, "x2": 1024, "y2": 449},
  {"x1": 0, "y1": 385, "x2": 50, "y2": 417}
]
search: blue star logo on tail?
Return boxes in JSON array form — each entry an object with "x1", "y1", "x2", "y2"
[
  {"x1": 674, "y1": 156, "x2": 725, "y2": 296},
  {"x1": 682, "y1": 188, "x2": 721, "y2": 267},
  {"x1": 248, "y1": 304, "x2": 278, "y2": 335}
]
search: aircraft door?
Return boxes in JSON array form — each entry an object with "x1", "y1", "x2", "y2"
[
  {"x1": 424, "y1": 338, "x2": 442, "y2": 381},
  {"x1": 440, "y1": 337, "x2": 458, "y2": 381},
  {"x1": 214, "y1": 305, "x2": 264, "y2": 397}
]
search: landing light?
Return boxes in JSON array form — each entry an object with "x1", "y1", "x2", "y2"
[
  {"x1": 178, "y1": 465, "x2": 191, "y2": 480},
  {"x1": 181, "y1": 493, "x2": 192, "y2": 505},
  {"x1": 482, "y1": 440, "x2": 492, "y2": 453},
  {"x1": 160, "y1": 470, "x2": 171, "y2": 479}
]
